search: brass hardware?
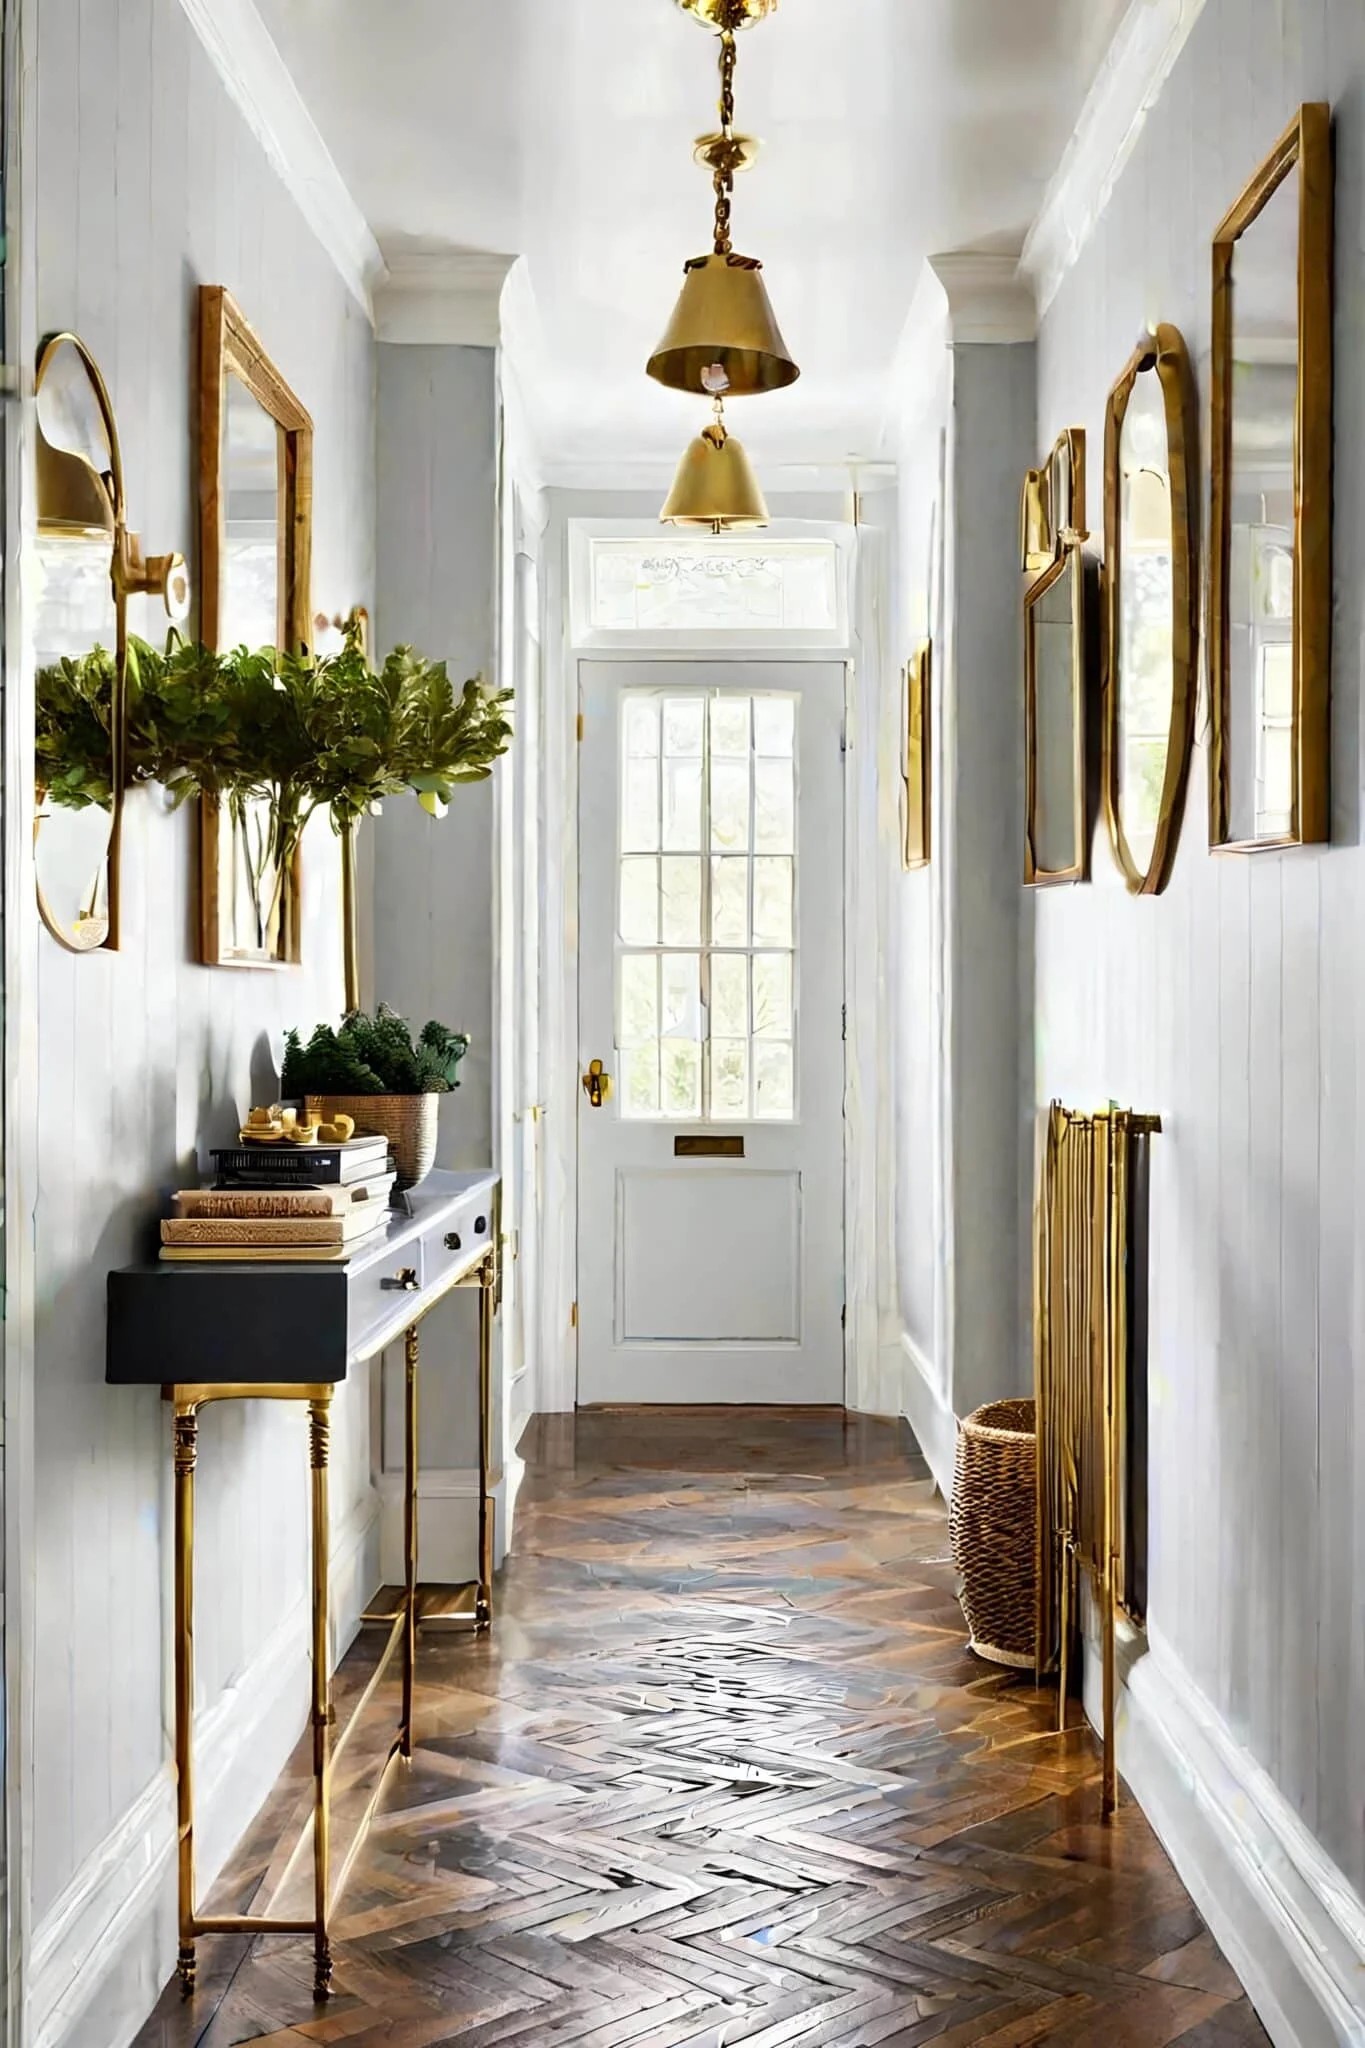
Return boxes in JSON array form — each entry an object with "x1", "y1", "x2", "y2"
[
  {"x1": 1209, "y1": 104, "x2": 1332, "y2": 851},
  {"x1": 902, "y1": 641, "x2": 931, "y2": 871},
  {"x1": 582, "y1": 1059, "x2": 613, "y2": 1109},
  {"x1": 661, "y1": 398, "x2": 769, "y2": 532},
  {"x1": 649, "y1": 0, "x2": 797, "y2": 403},
  {"x1": 576, "y1": 710, "x2": 585, "y2": 743},
  {"x1": 445, "y1": 1231, "x2": 462, "y2": 1252},
  {"x1": 35, "y1": 331, "x2": 191, "y2": 956},
  {"x1": 674, "y1": 1133, "x2": 745, "y2": 1158},
  {"x1": 384, "y1": 1266, "x2": 420, "y2": 1292},
  {"x1": 1102, "y1": 325, "x2": 1199, "y2": 896},
  {"x1": 677, "y1": 0, "x2": 779, "y2": 26}
]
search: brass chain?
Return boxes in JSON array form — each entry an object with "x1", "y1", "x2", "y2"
[{"x1": 712, "y1": 26, "x2": 738, "y2": 254}]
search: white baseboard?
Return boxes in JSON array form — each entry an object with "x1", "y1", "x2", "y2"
[
  {"x1": 29, "y1": 1489, "x2": 381, "y2": 2048},
  {"x1": 895, "y1": 1331, "x2": 957, "y2": 1499},
  {"x1": 377, "y1": 1466, "x2": 507, "y2": 1584},
  {"x1": 1087, "y1": 1627, "x2": 1365, "y2": 2048}
]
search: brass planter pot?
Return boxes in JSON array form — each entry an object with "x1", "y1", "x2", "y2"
[{"x1": 305, "y1": 1092, "x2": 439, "y2": 1191}]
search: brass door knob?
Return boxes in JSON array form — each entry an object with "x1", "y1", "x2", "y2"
[{"x1": 581, "y1": 1059, "x2": 612, "y2": 1109}]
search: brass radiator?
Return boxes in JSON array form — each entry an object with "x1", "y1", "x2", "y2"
[{"x1": 1033, "y1": 1101, "x2": 1159, "y2": 1817}]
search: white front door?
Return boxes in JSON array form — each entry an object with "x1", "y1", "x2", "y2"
[{"x1": 577, "y1": 660, "x2": 845, "y2": 1405}]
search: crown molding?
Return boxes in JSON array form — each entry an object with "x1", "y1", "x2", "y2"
[
  {"x1": 374, "y1": 251, "x2": 518, "y2": 347},
  {"x1": 881, "y1": 252, "x2": 1034, "y2": 453},
  {"x1": 928, "y1": 253, "x2": 1036, "y2": 345},
  {"x1": 1021, "y1": 0, "x2": 1209, "y2": 319},
  {"x1": 176, "y1": 0, "x2": 384, "y2": 319}
]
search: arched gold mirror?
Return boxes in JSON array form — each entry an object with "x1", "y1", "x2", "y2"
[
  {"x1": 34, "y1": 334, "x2": 189, "y2": 952},
  {"x1": 1102, "y1": 325, "x2": 1198, "y2": 896}
]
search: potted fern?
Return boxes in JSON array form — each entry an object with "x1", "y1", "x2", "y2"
[{"x1": 281, "y1": 1005, "x2": 469, "y2": 1189}]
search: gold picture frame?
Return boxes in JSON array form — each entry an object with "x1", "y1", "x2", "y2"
[
  {"x1": 1024, "y1": 550, "x2": 1088, "y2": 886},
  {"x1": 903, "y1": 640, "x2": 931, "y2": 870},
  {"x1": 1208, "y1": 103, "x2": 1332, "y2": 851},
  {"x1": 197, "y1": 284, "x2": 314, "y2": 968},
  {"x1": 1101, "y1": 324, "x2": 1199, "y2": 897}
]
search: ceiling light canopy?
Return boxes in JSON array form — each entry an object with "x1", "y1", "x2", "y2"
[
  {"x1": 660, "y1": 399, "x2": 769, "y2": 532},
  {"x1": 647, "y1": 0, "x2": 798, "y2": 401}
]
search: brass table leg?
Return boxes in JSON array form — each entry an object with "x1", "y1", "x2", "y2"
[
  {"x1": 174, "y1": 1404, "x2": 199, "y2": 1997},
  {"x1": 476, "y1": 1255, "x2": 494, "y2": 1629},
  {"x1": 402, "y1": 1321, "x2": 419, "y2": 1757},
  {"x1": 309, "y1": 1395, "x2": 334, "y2": 1999}
]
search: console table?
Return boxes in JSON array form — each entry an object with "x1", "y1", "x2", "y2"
[{"x1": 107, "y1": 1168, "x2": 500, "y2": 2001}]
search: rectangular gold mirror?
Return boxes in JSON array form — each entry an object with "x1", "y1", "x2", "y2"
[
  {"x1": 197, "y1": 284, "x2": 313, "y2": 966},
  {"x1": 1209, "y1": 104, "x2": 1332, "y2": 850},
  {"x1": 1025, "y1": 551, "x2": 1087, "y2": 884}
]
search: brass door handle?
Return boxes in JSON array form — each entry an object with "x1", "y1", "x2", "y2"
[{"x1": 582, "y1": 1059, "x2": 612, "y2": 1109}]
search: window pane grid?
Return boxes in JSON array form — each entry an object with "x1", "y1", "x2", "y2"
[{"x1": 616, "y1": 691, "x2": 796, "y2": 1121}]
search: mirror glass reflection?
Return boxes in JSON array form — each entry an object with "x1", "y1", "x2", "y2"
[
  {"x1": 221, "y1": 370, "x2": 281, "y2": 649},
  {"x1": 1028, "y1": 554, "x2": 1083, "y2": 877},
  {"x1": 216, "y1": 369, "x2": 284, "y2": 961},
  {"x1": 1115, "y1": 367, "x2": 1175, "y2": 877},
  {"x1": 34, "y1": 339, "x2": 118, "y2": 951},
  {"x1": 1226, "y1": 168, "x2": 1298, "y2": 842}
]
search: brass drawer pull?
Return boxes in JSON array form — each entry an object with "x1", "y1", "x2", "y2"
[
  {"x1": 383, "y1": 1266, "x2": 420, "y2": 1292},
  {"x1": 445, "y1": 1231, "x2": 462, "y2": 1252}
]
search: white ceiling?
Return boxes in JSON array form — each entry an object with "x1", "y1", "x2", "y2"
[{"x1": 258, "y1": 0, "x2": 1128, "y2": 476}]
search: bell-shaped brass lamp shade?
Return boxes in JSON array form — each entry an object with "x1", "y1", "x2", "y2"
[
  {"x1": 36, "y1": 423, "x2": 115, "y2": 539},
  {"x1": 661, "y1": 416, "x2": 769, "y2": 531},
  {"x1": 648, "y1": 253, "x2": 799, "y2": 398}
]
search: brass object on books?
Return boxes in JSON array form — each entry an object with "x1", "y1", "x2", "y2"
[
  {"x1": 1034, "y1": 1103, "x2": 1159, "y2": 1819},
  {"x1": 167, "y1": 1243, "x2": 498, "y2": 2001}
]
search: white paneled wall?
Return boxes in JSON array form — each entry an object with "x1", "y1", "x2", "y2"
[
  {"x1": 30, "y1": 0, "x2": 375, "y2": 2024},
  {"x1": 1033, "y1": 0, "x2": 1364, "y2": 1914}
]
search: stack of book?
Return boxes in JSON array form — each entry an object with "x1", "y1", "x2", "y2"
[{"x1": 161, "y1": 1135, "x2": 396, "y2": 1263}]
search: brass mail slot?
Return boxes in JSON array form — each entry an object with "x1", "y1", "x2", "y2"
[{"x1": 674, "y1": 1134, "x2": 745, "y2": 1159}]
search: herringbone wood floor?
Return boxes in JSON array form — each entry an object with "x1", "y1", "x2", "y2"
[{"x1": 135, "y1": 1408, "x2": 1268, "y2": 2046}]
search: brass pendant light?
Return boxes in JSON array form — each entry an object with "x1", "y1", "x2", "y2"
[
  {"x1": 648, "y1": 0, "x2": 798, "y2": 399},
  {"x1": 661, "y1": 398, "x2": 769, "y2": 531}
]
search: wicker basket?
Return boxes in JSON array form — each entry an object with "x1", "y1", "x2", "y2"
[
  {"x1": 949, "y1": 1397, "x2": 1037, "y2": 1668},
  {"x1": 305, "y1": 1092, "x2": 438, "y2": 1191}
]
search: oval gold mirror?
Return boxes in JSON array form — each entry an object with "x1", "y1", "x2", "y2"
[
  {"x1": 34, "y1": 335, "x2": 122, "y2": 952},
  {"x1": 1102, "y1": 324, "x2": 1199, "y2": 896}
]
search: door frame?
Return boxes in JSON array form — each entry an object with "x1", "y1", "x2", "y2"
[{"x1": 535, "y1": 507, "x2": 894, "y2": 1418}]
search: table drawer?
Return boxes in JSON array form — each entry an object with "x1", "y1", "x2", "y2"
[
  {"x1": 420, "y1": 1187, "x2": 494, "y2": 1295},
  {"x1": 347, "y1": 1238, "x2": 427, "y2": 1357}
]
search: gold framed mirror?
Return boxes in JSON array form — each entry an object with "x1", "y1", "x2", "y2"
[
  {"x1": 1022, "y1": 428, "x2": 1088, "y2": 885},
  {"x1": 1025, "y1": 552, "x2": 1087, "y2": 884},
  {"x1": 197, "y1": 284, "x2": 313, "y2": 967},
  {"x1": 1102, "y1": 325, "x2": 1199, "y2": 897},
  {"x1": 1209, "y1": 104, "x2": 1332, "y2": 851},
  {"x1": 34, "y1": 334, "x2": 189, "y2": 952}
]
